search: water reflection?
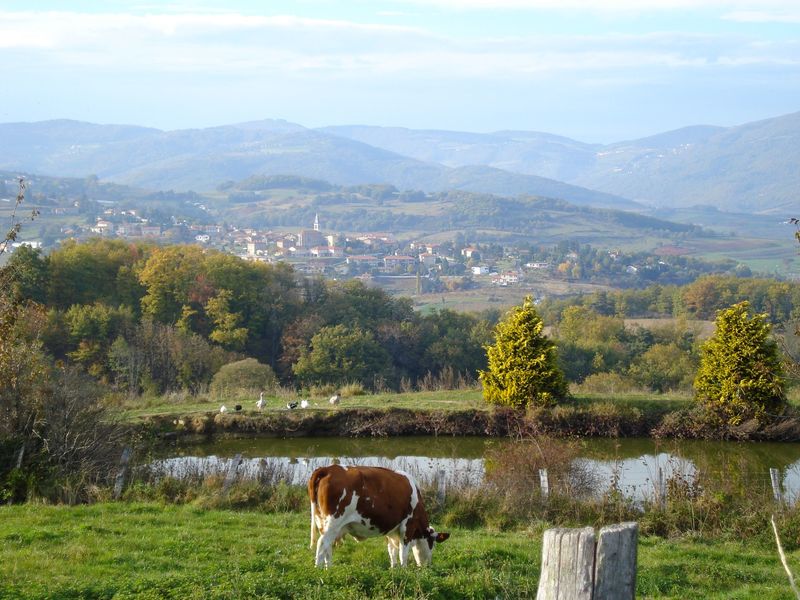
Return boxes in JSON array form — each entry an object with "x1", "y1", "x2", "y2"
[
  {"x1": 150, "y1": 455, "x2": 484, "y2": 487},
  {"x1": 150, "y1": 436, "x2": 800, "y2": 502}
]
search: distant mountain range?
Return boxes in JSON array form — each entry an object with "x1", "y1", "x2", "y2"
[
  {"x1": 324, "y1": 111, "x2": 800, "y2": 214},
  {"x1": 0, "y1": 119, "x2": 635, "y2": 211},
  {"x1": 1, "y1": 110, "x2": 798, "y2": 213}
]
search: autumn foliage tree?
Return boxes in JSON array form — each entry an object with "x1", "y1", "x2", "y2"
[
  {"x1": 479, "y1": 296, "x2": 567, "y2": 409},
  {"x1": 694, "y1": 301, "x2": 786, "y2": 425}
]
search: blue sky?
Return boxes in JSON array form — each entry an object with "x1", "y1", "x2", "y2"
[{"x1": 1, "y1": 1, "x2": 798, "y2": 142}]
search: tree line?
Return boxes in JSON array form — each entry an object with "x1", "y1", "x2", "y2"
[
  {"x1": 2, "y1": 239, "x2": 492, "y2": 395},
  {"x1": 538, "y1": 274, "x2": 800, "y2": 323},
  {"x1": 3, "y1": 239, "x2": 799, "y2": 398}
]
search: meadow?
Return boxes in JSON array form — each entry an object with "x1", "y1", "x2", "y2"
[
  {"x1": 117, "y1": 388, "x2": 693, "y2": 423},
  {"x1": 0, "y1": 502, "x2": 796, "y2": 599}
]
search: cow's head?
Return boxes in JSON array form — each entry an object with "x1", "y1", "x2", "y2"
[{"x1": 411, "y1": 527, "x2": 450, "y2": 566}]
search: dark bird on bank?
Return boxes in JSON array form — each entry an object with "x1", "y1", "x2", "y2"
[
  {"x1": 234, "y1": 404, "x2": 242, "y2": 412},
  {"x1": 287, "y1": 402, "x2": 299, "y2": 410}
]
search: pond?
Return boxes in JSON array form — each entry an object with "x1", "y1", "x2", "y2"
[{"x1": 150, "y1": 436, "x2": 800, "y2": 503}]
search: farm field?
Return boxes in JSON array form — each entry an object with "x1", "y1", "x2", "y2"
[
  {"x1": 0, "y1": 502, "x2": 794, "y2": 599},
  {"x1": 411, "y1": 285, "x2": 593, "y2": 314}
]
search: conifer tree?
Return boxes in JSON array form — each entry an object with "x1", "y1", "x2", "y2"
[
  {"x1": 479, "y1": 296, "x2": 567, "y2": 408},
  {"x1": 694, "y1": 301, "x2": 785, "y2": 424}
]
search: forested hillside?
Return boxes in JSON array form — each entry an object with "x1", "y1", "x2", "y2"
[{"x1": 3, "y1": 240, "x2": 798, "y2": 396}]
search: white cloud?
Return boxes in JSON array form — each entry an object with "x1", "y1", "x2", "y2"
[
  {"x1": 724, "y1": 10, "x2": 800, "y2": 23},
  {"x1": 0, "y1": 9, "x2": 796, "y2": 80},
  {"x1": 390, "y1": 0, "x2": 800, "y2": 11},
  {"x1": 0, "y1": 11, "x2": 425, "y2": 50}
]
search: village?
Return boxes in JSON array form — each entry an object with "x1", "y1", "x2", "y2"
[
  {"x1": 11, "y1": 199, "x2": 533, "y2": 287},
  {"x1": 1, "y1": 174, "x2": 741, "y2": 291}
]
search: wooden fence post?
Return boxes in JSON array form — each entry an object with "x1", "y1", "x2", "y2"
[
  {"x1": 771, "y1": 468, "x2": 784, "y2": 506},
  {"x1": 113, "y1": 447, "x2": 132, "y2": 500},
  {"x1": 537, "y1": 527, "x2": 596, "y2": 600},
  {"x1": 655, "y1": 466, "x2": 666, "y2": 509},
  {"x1": 436, "y1": 469, "x2": 447, "y2": 505},
  {"x1": 222, "y1": 454, "x2": 243, "y2": 494},
  {"x1": 539, "y1": 468, "x2": 550, "y2": 500},
  {"x1": 594, "y1": 522, "x2": 639, "y2": 600},
  {"x1": 536, "y1": 522, "x2": 638, "y2": 600}
]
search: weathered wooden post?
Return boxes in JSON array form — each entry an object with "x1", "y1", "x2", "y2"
[
  {"x1": 771, "y1": 468, "x2": 784, "y2": 506},
  {"x1": 539, "y1": 468, "x2": 550, "y2": 500},
  {"x1": 654, "y1": 466, "x2": 666, "y2": 509},
  {"x1": 537, "y1": 527, "x2": 595, "y2": 600},
  {"x1": 536, "y1": 522, "x2": 638, "y2": 600},
  {"x1": 436, "y1": 469, "x2": 447, "y2": 505},
  {"x1": 113, "y1": 447, "x2": 132, "y2": 500},
  {"x1": 222, "y1": 453, "x2": 243, "y2": 494},
  {"x1": 594, "y1": 522, "x2": 639, "y2": 600}
]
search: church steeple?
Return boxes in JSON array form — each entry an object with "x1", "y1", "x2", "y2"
[{"x1": 313, "y1": 213, "x2": 320, "y2": 232}]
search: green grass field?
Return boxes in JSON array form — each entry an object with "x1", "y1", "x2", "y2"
[
  {"x1": 0, "y1": 502, "x2": 795, "y2": 599},
  {"x1": 116, "y1": 388, "x2": 692, "y2": 424}
]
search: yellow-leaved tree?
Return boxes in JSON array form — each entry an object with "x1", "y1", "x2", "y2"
[
  {"x1": 694, "y1": 301, "x2": 785, "y2": 425},
  {"x1": 479, "y1": 296, "x2": 567, "y2": 409}
]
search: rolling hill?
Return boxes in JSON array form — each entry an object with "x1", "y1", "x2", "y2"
[
  {"x1": 4, "y1": 110, "x2": 799, "y2": 213},
  {"x1": 0, "y1": 120, "x2": 636, "y2": 210},
  {"x1": 322, "y1": 111, "x2": 800, "y2": 213}
]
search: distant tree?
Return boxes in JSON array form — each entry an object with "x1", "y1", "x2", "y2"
[
  {"x1": 2, "y1": 245, "x2": 49, "y2": 304},
  {"x1": 628, "y1": 342, "x2": 696, "y2": 393},
  {"x1": 205, "y1": 289, "x2": 248, "y2": 351},
  {"x1": 210, "y1": 358, "x2": 277, "y2": 398},
  {"x1": 108, "y1": 321, "x2": 233, "y2": 394},
  {"x1": 293, "y1": 324, "x2": 391, "y2": 388},
  {"x1": 138, "y1": 245, "x2": 206, "y2": 323},
  {"x1": 554, "y1": 306, "x2": 628, "y2": 381},
  {"x1": 48, "y1": 239, "x2": 149, "y2": 310},
  {"x1": 423, "y1": 309, "x2": 492, "y2": 378},
  {"x1": 479, "y1": 296, "x2": 567, "y2": 409},
  {"x1": 64, "y1": 303, "x2": 135, "y2": 378},
  {"x1": 694, "y1": 301, "x2": 785, "y2": 424}
]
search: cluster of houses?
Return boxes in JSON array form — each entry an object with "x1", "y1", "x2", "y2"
[
  {"x1": 233, "y1": 215, "x2": 526, "y2": 284},
  {"x1": 238, "y1": 215, "x2": 434, "y2": 276},
  {"x1": 9, "y1": 202, "x2": 528, "y2": 284}
]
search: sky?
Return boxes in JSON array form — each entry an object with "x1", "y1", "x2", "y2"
[{"x1": 1, "y1": 0, "x2": 798, "y2": 142}]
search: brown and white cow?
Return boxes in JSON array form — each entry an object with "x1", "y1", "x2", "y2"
[{"x1": 308, "y1": 464, "x2": 449, "y2": 568}]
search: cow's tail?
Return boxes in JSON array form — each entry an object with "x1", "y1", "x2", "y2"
[
  {"x1": 309, "y1": 501, "x2": 318, "y2": 550},
  {"x1": 308, "y1": 467, "x2": 327, "y2": 550}
]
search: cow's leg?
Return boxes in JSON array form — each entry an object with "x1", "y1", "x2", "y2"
[
  {"x1": 399, "y1": 542, "x2": 411, "y2": 567},
  {"x1": 386, "y1": 537, "x2": 399, "y2": 568},
  {"x1": 314, "y1": 535, "x2": 327, "y2": 568},
  {"x1": 315, "y1": 525, "x2": 341, "y2": 568}
]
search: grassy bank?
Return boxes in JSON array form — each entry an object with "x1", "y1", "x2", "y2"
[
  {"x1": 121, "y1": 389, "x2": 696, "y2": 438},
  {"x1": 116, "y1": 388, "x2": 800, "y2": 441},
  {"x1": 0, "y1": 502, "x2": 795, "y2": 599},
  {"x1": 118, "y1": 389, "x2": 491, "y2": 421}
]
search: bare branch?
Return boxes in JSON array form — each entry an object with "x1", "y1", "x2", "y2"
[{"x1": 1, "y1": 177, "x2": 38, "y2": 256}]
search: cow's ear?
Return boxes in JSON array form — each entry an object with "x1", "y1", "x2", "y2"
[{"x1": 436, "y1": 532, "x2": 450, "y2": 543}]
